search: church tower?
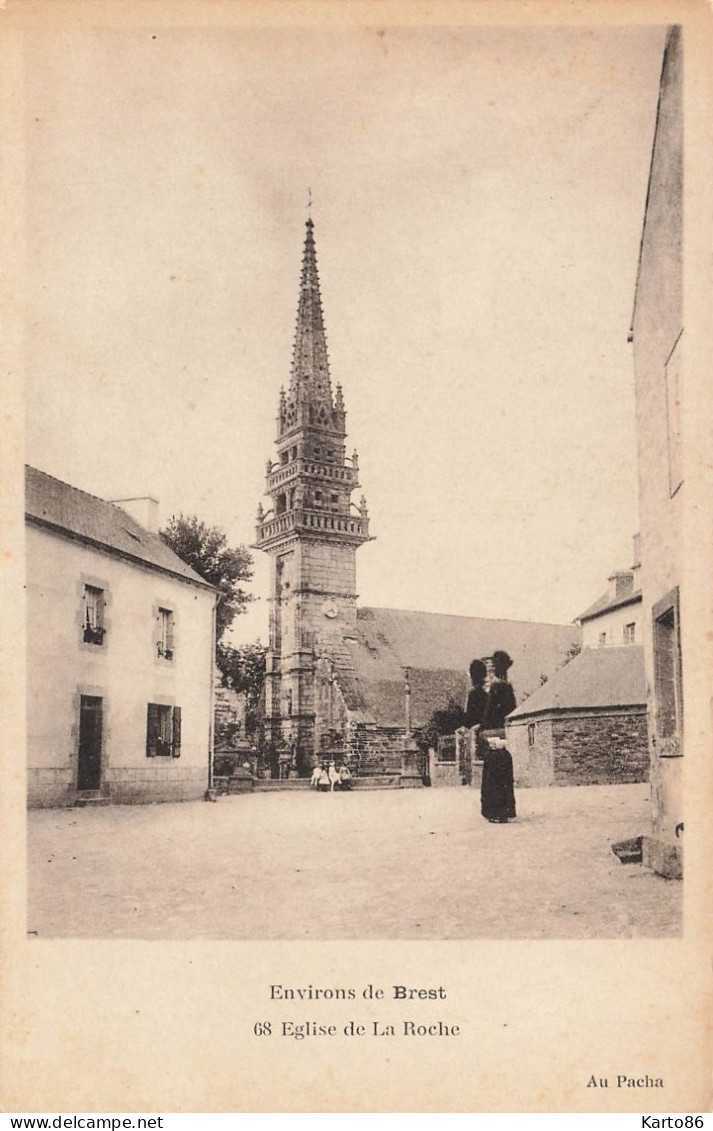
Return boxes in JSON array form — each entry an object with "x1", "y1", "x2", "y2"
[{"x1": 254, "y1": 218, "x2": 373, "y2": 775}]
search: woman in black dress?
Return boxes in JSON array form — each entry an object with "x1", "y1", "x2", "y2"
[
  {"x1": 464, "y1": 659, "x2": 488, "y2": 729},
  {"x1": 480, "y1": 650, "x2": 517, "y2": 823}
]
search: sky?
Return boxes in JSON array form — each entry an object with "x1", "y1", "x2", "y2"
[{"x1": 23, "y1": 20, "x2": 667, "y2": 643}]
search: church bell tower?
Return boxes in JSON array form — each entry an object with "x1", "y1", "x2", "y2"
[{"x1": 254, "y1": 217, "x2": 373, "y2": 774}]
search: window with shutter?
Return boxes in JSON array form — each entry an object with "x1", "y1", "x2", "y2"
[
  {"x1": 146, "y1": 703, "x2": 181, "y2": 757},
  {"x1": 157, "y1": 607, "x2": 175, "y2": 660},
  {"x1": 83, "y1": 585, "x2": 106, "y2": 645},
  {"x1": 146, "y1": 702, "x2": 161, "y2": 757},
  {"x1": 172, "y1": 706, "x2": 182, "y2": 758}
]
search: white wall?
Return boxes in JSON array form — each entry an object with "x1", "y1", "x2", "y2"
[
  {"x1": 581, "y1": 600, "x2": 642, "y2": 649},
  {"x1": 27, "y1": 524, "x2": 215, "y2": 805}
]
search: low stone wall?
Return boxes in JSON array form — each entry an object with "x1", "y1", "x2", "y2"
[
  {"x1": 350, "y1": 724, "x2": 409, "y2": 774},
  {"x1": 430, "y1": 762, "x2": 462, "y2": 787}
]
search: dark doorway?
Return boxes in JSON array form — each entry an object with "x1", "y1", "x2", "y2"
[{"x1": 78, "y1": 695, "x2": 103, "y2": 791}]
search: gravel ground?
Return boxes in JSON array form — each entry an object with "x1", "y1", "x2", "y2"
[{"x1": 27, "y1": 783, "x2": 682, "y2": 939}]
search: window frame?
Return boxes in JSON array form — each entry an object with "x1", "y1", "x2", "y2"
[
  {"x1": 157, "y1": 606, "x2": 175, "y2": 662},
  {"x1": 78, "y1": 574, "x2": 110, "y2": 651},
  {"x1": 146, "y1": 702, "x2": 182, "y2": 758},
  {"x1": 652, "y1": 587, "x2": 683, "y2": 756}
]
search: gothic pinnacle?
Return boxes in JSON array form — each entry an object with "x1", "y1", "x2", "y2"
[{"x1": 289, "y1": 218, "x2": 333, "y2": 406}]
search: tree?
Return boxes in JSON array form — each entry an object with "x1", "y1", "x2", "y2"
[
  {"x1": 534, "y1": 640, "x2": 583, "y2": 693},
  {"x1": 419, "y1": 697, "x2": 466, "y2": 752},
  {"x1": 217, "y1": 641, "x2": 267, "y2": 739},
  {"x1": 159, "y1": 514, "x2": 253, "y2": 641}
]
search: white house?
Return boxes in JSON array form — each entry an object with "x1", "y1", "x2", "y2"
[
  {"x1": 576, "y1": 543, "x2": 642, "y2": 650},
  {"x1": 26, "y1": 466, "x2": 217, "y2": 807}
]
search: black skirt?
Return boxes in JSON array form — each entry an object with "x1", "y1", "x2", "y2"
[{"x1": 480, "y1": 747, "x2": 516, "y2": 821}]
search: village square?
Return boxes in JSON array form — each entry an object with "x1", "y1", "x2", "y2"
[{"x1": 24, "y1": 27, "x2": 684, "y2": 940}]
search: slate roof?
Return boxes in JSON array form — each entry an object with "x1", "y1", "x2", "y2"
[
  {"x1": 508, "y1": 645, "x2": 646, "y2": 719},
  {"x1": 337, "y1": 606, "x2": 581, "y2": 728},
  {"x1": 577, "y1": 588, "x2": 642, "y2": 622},
  {"x1": 25, "y1": 465, "x2": 213, "y2": 589}
]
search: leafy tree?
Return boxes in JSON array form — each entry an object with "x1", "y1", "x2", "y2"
[
  {"x1": 160, "y1": 514, "x2": 253, "y2": 641},
  {"x1": 419, "y1": 696, "x2": 466, "y2": 752},
  {"x1": 217, "y1": 641, "x2": 267, "y2": 738}
]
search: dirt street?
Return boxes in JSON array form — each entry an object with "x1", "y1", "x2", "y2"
[{"x1": 27, "y1": 783, "x2": 681, "y2": 939}]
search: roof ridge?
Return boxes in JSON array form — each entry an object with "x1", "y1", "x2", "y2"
[
  {"x1": 359, "y1": 605, "x2": 576, "y2": 629},
  {"x1": 26, "y1": 461, "x2": 150, "y2": 531},
  {"x1": 25, "y1": 465, "x2": 214, "y2": 590},
  {"x1": 26, "y1": 464, "x2": 125, "y2": 512}
]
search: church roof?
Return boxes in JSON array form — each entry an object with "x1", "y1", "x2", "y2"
[
  {"x1": 25, "y1": 465, "x2": 214, "y2": 589},
  {"x1": 336, "y1": 606, "x2": 580, "y2": 728},
  {"x1": 508, "y1": 645, "x2": 646, "y2": 719}
]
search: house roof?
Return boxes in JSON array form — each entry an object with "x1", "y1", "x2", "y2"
[
  {"x1": 577, "y1": 588, "x2": 642, "y2": 623},
  {"x1": 25, "y1": 465, "x2": 214, "y2": 590},
  {"x1": 336, "y1": 606, "x2": 580, "y2": 728},
  {"x1": 508, "y1": 645, "x2": 646, "y2": 719}
]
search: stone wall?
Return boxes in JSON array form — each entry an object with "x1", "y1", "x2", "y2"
[
  {"x1": 507, "y1": 708, "x2": 648, "y2": 787},
  {"x1": 104, "y1": 765, "x2": 207, "y2": 804},
  {"x1": 508, "y1": 718, "x2": 555, "y2": 787},
  {"x1": 552, "y1": 710, "x2": 648, "y2": 785},
  {"x1": 349, "y1": 723, "x2": 407, "y2": 774},
  {"x1": 27, "y1": 768, "x2": 75, "y2": 809}
]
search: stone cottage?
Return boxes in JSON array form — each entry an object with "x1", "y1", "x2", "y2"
[{"x1": 506, "y1": 646, "x2": 648, "y2": 787}]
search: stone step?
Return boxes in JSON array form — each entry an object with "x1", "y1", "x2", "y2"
[
  {"x1": 351, "y1": 775, "x2": 405, "y2": 790},
  {"x1": 253, "y1": 779, "x2": 312, "y2": 791},
  {"x1": 252, "y1": 774, "x2": 416, "y2": 792},
  {"x1": 73, "y1": 790, "x2": 110, "y2": 807}
]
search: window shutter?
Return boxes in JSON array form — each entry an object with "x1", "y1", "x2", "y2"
[
  {"x1": 146, "y1": 703, "x2": 160, "y2": 757},
  {"x1": 172, "y1": 706, "x2": 182, "y2": 758}
]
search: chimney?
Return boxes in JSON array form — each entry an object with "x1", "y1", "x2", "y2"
[
  {"x1": 608, "y1": 570, "x2": 634, "y2": 603},
  {"x1": 111, "y1": 495, "x2": 160, "y2": 534}
]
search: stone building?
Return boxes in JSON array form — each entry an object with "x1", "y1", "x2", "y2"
[
  {"x1": 506, "y1": 646, "x2": 648, "y2": 787},
  {"x1": 628, "y1": 26, "x2": 683, "y2": 877},
  {"x1": 254, "y1": 219, "x2": 580, "y2": 778},
  {"x1": 26, "y1": 466, "x2": 217, "y2": 807}
]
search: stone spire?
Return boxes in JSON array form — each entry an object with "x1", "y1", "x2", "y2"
[{"x1": 289, "y1": 218, "x2": 333, "y2": 408}]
